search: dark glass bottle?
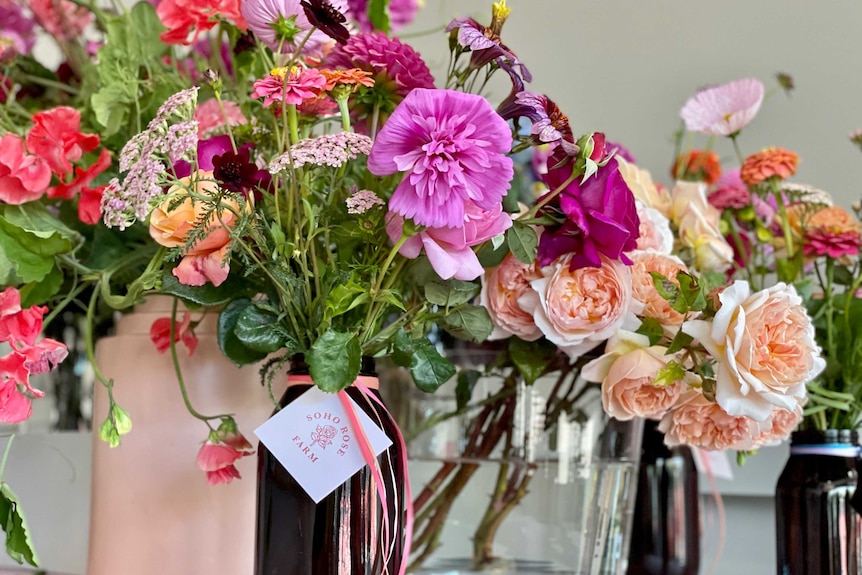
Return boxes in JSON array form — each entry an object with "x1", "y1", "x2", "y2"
[
  {"x1": 627, "y1": 420, "x2": 700, "y2": 575},
  {"x1": 254, "y1": 355, "x2": 404, "y2": 575},
  {"x1": 775, "y1": 429, "x2": 862, "y2": 575}
]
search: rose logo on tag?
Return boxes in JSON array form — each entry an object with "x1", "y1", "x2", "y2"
[
  {"x1": 255, "y1": 386, "x2": 393, "y2": 503},
  {"x1": 310, "y1": 424, "x2": 337, "y2": 449}
]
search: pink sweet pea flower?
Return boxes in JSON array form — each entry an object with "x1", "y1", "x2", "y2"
[
  {"x1": 368, "y1": 88, "x2": 514, "y2": 230},
  {"x1": 386, "y1": 201, "x2": 513, "y2": 281},
  {"x1": 196, "y1": 423, "x2": 254, "y2": 485},
  {"x1": 150, "y1": 311, "x2": 199, "y2": 355},
  {"x1": 0, "y1": 134, "x2": 52, "y2": 204},
  {"x1": 157, "y1": 0, "x2": 247, "y2": 45},
  {"x1": 26, "y1": 107, "x2": 100, "y2": 177}
]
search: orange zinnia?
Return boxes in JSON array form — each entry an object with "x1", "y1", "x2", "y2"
[
  {"x1": 320, "y1": 68, "x2": 375, "y2": 91},
  {"x1": 671, "y1": 149, "x2": 722, "y2": 185},
  {"x1": 740, "y1": 147, "x2": 799, "y2": 186}
]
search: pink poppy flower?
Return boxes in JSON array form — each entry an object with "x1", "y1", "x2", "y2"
[
  {"x1": 680, "y1": 78, "x2": 764, "y2": 137},
  {"x1": 385, "y1": 201, "x2": 513, "y2": 281},
  {"x1": 368, "y1": 88, "x2": 514, "y2": 230},
  {"x1": 0, "y1": 134, "x2": 51, "y2": 204},
  {"x1": 26, "y1": 106, "x2": 100, "y2": 177},
  {"x1": 150, "y1": 311, "x2": 199, "y2": 355},
  {"x1": 251, "y1": 67, "x2": 327, "y2": 108}
]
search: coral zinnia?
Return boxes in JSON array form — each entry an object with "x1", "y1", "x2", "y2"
[
  {"x1": 323, "y1": 32, "x2": 434, "y2": 133},
  {"x1": 740, "y1": 147, "x2": 799, "y2": 186},
  {"x1": 367, "y1": 88, "x2": 514, "y2": 230},
  {"x1": 671, "y1": 149, "x2": 721, "y2": 185},
  {"x1": 680, "y1": 78, "x2": 764, "y2": 137}
]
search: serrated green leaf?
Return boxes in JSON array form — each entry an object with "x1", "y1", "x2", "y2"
[
  {"x1": 91, "y1": 84, "x2": 134, "y2": 135},
  {"x1": 308, "y1": 330, "x2": 361, "y2": 392},
  {"x1": 217, "y1": 299, "x2": 269, "y2": 366},
  {"x1": 235, "y1": 305, "x2": 285, "y2": 353},
  {"x1": 0, "y1": 483, "x2": 38, "y2": 567},
  {"x1": 456, "y1": 369, "x2": 480, "y2": 409},
  {"x1": 509, "y1": 337, "x2": 556, "y2": 385},
  {"x1": 129, "y1": 2, "x2": 167, "y2": 61},
  {"x1": 425, "y1": 280, "x2": 480, "y2": 308},
  {"x1": 653, "y1": 360, "x2": 686, "y2": 387},
  {"x1": 666, "y1": 329, "x2": 694, "y2": 355},
  {"x1": 325, "y1": 282, "x2": 369, "y2": 320},
  {"x1": 635, "y1": 317, "x2": 664, "y2": 346},
  {"x1": 409, "y1": 340, "x2": 455, "y2": 393},
  {"x1": 442, "y1": 305, "x2": 493, "y2": 343},
  {"x1": 368, "y1": 0, "x2": 390, "y2": 32},
  {"x1": 506, "y1": 222, "x2": 538, "y2": 265}
]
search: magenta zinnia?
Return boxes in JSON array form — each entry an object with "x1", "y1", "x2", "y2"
[
  {"x1": 368, "y1": 88, "x2": 514, "y2": 229},
  {"x1": 680, "y1": 77, "x2": 764, "y2": 137}
]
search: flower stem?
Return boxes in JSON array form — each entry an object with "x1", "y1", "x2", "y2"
[
  {"x1": 0, "y1": 434, "x2": 15, "y2": 480},
  {"x1": 730, "y1": 134, "x2": 745, "y2": 165}
]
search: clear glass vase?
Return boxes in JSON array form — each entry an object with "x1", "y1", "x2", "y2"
[{"x1": 383, "y1": 351, "x2": 644, "y2": 575}]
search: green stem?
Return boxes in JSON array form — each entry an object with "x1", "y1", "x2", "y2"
[
  {"x1": 85, "y1": 283, "x2": 112, "y2": 388},
  {"x1": 287, "y1": 104, "x2": 299, "y2": 146},
  {"x1": 369, "y1": 101, "x2": 381, "y2": 141},
  {"x1": 337, "y1": 96, "x2": 352, "y2": 132},
  {"x1": 517, "y1": 168, "x2": 580, "y2": 221},
  {"x1": 360, "y1": 233, "x2": 409, "y2": 340},
  {"x1": 0, "y1": 434, "x2": 14, "y2": 480},
  {"x1": 770, "y1": 177, "x2": 796, "y2": 279},
  {"x1": 730, "y1": 134, "x2": 745, "y2": 165}
]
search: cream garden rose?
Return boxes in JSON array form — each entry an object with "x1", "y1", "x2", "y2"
[
  {"x1": 617, "y1": 157, "x2": 672, "y2": 218},
  {"x1": 632, "y1": 202, "x2": 674, "y2": 255},
  {"x1": 480, "y1": 253, "x2": 543, "y2": 341},
  {"x1": 582, "y1": 331, "x2": 682, "y2": 421},
  {"x1": 519, "y1": 254, "x2": 641, "y2": 358},
  {"x1": 682, "y1": 280, "x2": 825, "y2": 421},
  {"x1": 671, "y1": 181, "x2": 734, "y2": 272}
]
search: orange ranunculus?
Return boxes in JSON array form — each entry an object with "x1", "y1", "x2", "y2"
[{"x1": 671, "y1": 149, "x2": 721, "y2": 185}]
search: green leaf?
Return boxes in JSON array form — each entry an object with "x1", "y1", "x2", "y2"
[
  {"x1": 91, "y1": 84, "x2": 133, "y2": 135},
  {"x1": 367, "y1": 0, "x2": 391, "y2": 32},
  {"x1": 442, "y1": 305, "x2": 493, "y2": 343},
  {"x1": 308, "y1": 330, "x2": 361, "y2": 392},
  {"x1": 129, "y1": 2, "x2": 167, "y2": 61},
  {"x1": 509, "y1": 337, "x2": 556, "y2": 385},
  {"x1": 325, "y1": 282, "x2": 370, "y2": 320},
  {"x1": 635, "y1": 317, "x2": 664, "y2": 346},
  {"x1": 18, "y1": 264, "x2": 63, "y2": 307},
  {"x1": 665, "y1": 329, "x2": 694, "y2": 355},
  {"x1": 653, "y1": 360, "x2": 686, "y2": 387},
  {"x1": 677, "y1": 272, "x2": 707, "y2": 312},
  {"x1": 217, "y1": 299, "x2": 269, "y2": 366},
  {"x1": 477, "y1": 241, "x2": 508, "y2": 269},
  {"x1": 506, "y1": 222, "x2": 538, "y2": 265},
  {"x1": 650, "y1": 271, "x2": 680, "y2": 302},
  {"x1": 235, "y1": 305, "x2": 286, "y2": 353},
  {"x1": 0, "y1": 221, "x2": 56, "y2": 283},
  {"x1": 425, "y1": 280, "x2": 480, "y2": 308},
  {"x1": 392, "y1": 329, "x2": 415, "y2": 367},
  {"x1": 833, "y1": 265, "x2": 855, "y2": 287},
  {"x1": 456, "y1": 369, "x2": 481, "y2": 409},
  {"x1": 158, "y1": 272, "x2": 254, "y2": 306},
  {"x1": 0, "y1": 483, "x2": 39, "y2": 567},
  {"x1": 0, "y1": 204, "x2": 77, "y2": 241},
  {"x1": 409, "y1": 340, "x2": 455, "y2": 393}
]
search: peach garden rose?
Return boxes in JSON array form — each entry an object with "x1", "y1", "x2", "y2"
[
  {"x1": 682, "y1": 280, "x2": 825, "y2": 421},
  {"x1": 630, "y1": 251, "x2": 689, "y2": 333},
  {"x1": 670, "y1": 181, "x2": 734, "y2": 272},
  {"x1": 659, "y1": 389, "x2": 755, "y2": 451},
  {"x1": 519, "y1": 253, "x2": 641, "y2": 358},
  {"x1": 480, "y1": 253, "x2": 543, "y2": 341}
]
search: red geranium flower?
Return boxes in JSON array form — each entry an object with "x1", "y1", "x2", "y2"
[
  {"x1": 26, "y1": 107, "x2": 99, "y2": 177},
  {"x1": 156, "y1": 0, "x2": 247, "y2": 46},
  {"x1": 48, "y1": 148, "x2": 112, "y2": 225}
]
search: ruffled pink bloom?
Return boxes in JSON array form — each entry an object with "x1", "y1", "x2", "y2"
[
  {"x1": 346, "y1": 0, "x2": 418, "y2": 32},
  {"x1": 803, "y1": 229, "x2": 862, "y2": 259},
  {"x1": 708, "y1": 167, "x2": 750, "y2": 210},
  {"x1": 157, "y1": 0, "x2": 247, "y2": 45},
  {"x1": 150, "y1": 311, "x2": 199, "y2": 355},
  {"x1": 659, "y1": 390, "x2": 754, "y2": 451},
  {"x1": 752, "y1": 404, "x2": 803, "y2": 447},
  {"x1": 680, "y1": 78, "x2": 764, "y2": 137},
  {"x1": 196, "y1": 434, "x2": 253, "y2": 485},
  {"x1": 632, "y1": 202, "x2": 673, "y2": 254},
  {"x1": 0, "y1": 287, "x2": 45, "y2": 347},
  {"x1": 241, "y1": 0, "x2": 347, "y2": 54},
  {"x1": 630, "y1": 251, "x2": 689, "y2": 332},
  {"x1": 194, "y1": 99, "x2": 247, "y2": 138},
  {"x1": 369, "y1": 88, "x2": 514, "y2": 229},
  {"x1": 0, "y1": 134, "x2": 51, "y2": 204},
  {"x1": 0, "y1": 2, "x2": 36, "y2": 59},
  {"x1": 29, "y1": 0, "x2": 92, "y2": 42},
  {"x1": 174, "y1": 245, "x2": 231, "y2": 287},
  {"x1": 480, "y1": 253, "x2": 543, "y2": 341},
  {"x1": 26, "y1": 107, "x2": 100, "y2": 177},
  {"x1": 386, "y1": 202, "x2": 512, "y2": 281},
  {"x1": 251, "y1": 67, "x2": 327, "y2": 108}
]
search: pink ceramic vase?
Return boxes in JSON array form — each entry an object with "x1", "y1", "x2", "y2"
[{"x1": 88, "y1": 297, "x2": 279, "y2": 575}]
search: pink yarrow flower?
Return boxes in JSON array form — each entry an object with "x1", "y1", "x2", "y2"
[
  {"x1": 368, "y1": 88, "x2": 514, "y2": 229},
  {"x1": 345, "y1": 189, "x2": 384, "y2": 214},
  {"x1": 251, "y1": 67, "x2": 326, "y2": 108},
  {"x1": 270, "y1": 132, "x2": 372, "y2": 172},
  {"x1": 680, "y1": 78, "x2": 764, "y2": 137}
]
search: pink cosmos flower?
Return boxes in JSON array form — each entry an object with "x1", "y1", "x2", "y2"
[
  {"x1": 0, "y1": 134, "x2": 52, "y2": 204},
  {"x1": 680, "y1": 78, "x2": 764, "y2": 137},
  {"x1": 368, "y1": 88, "x2": 514, "y2": 230},
  {"x1": 241, "y1": 0, "x2": 348, "y2": 54},
  {"x1": 194, "y1": 99, "x2": 247, "y2": 138},
  {"x1": 708, "y1": 168, "x2": 750, "y2": 210},
  {"x1": 582, "y1": 331, "x2": 682, "y2": 421},
  {"x1": 251, "y1": 67, "x2": 326, "y2": 108},
  {"x1": 29, "y1": 0, "x2": 92, "y2": 42},
  {"x1": 26, "y1": 107, "x2": 100, "y2": 177},
  {"x1": 659, "y1": 390, "x2": 754, "y2": 451},
  {"x1": 385, "y1": 201, "x2": 513, "y2": 281},
  {"x1": 480, "y1": 253, "x2": 543, "y2": 341},
  {"x1": 150, "y1": 311, "x2": 199, "y2": 355},
  {"x1": 346, "y1": 0, "x2": 418, "y2": 32},
  {"x1": 519, "y1": 253, "x2": 641, "y2": 358},
  {"x1": 682, "y1": 281, "x2": 824, "y2": 421}
]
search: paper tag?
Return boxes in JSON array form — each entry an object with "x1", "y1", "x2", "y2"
[
  {"x1": 692, "y1": 448, "x2": 734, "y2": 480},
  {"x1": 254, "y1": 386, "x2": 393, "y2": 503}
]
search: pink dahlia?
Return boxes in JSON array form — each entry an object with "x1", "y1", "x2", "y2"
[
  {"x1": 680, "y1": 78, "x2": 764, "y2": 136},
  {"x1": 346, "y1": 0, "x2": 418, "y2": 33},
  {"x1": 323, "y1": 32, "x2": 434, "y2": 132},
  {"x1": 241, "y1": 0, "x2": 348, "y2": 55},
  {"x1": 368, "y1": 88, "x2": 514, "y2": 229}
]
